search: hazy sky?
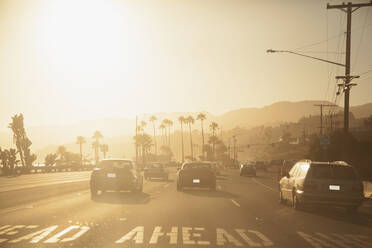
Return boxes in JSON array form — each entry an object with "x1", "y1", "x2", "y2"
[{"x1": 0, "y1": 0, "x2": 371, "y2": 128}]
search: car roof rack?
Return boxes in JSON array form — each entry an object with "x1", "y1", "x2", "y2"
[{"x1": 331, "y1": 161, "x2": 349, "y2": 166}]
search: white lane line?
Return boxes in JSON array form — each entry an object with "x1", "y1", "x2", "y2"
[
  {"x1": 231, "y1": 199, "x2": 241, "y2": 207},
  {"x1": 251, "y1": 178, "x2": 277, "y2": 192}
]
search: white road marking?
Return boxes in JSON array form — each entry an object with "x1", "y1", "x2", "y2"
[
  {"x1": 166, "y1": 227, "x2": 178, "y2": 244},
  {"x1": 9, "y1": 225, "x2": 58, "y2": 243},
  {"x1": 115, "y1": 226, "x2": 144, "y2": 244},
  {"x1": 316, "y1": 233, "x2": 349, "y2": 248},
  {"x1": 194, "y1": 227, "x2": 210, "y2": 245},
  {"x1": 149, "y1": 226, "x2": 163, "y2": 244},
  {"x1": 216, "y1": 228, "x2": 243, "y2": 246},
  {"x1": 247, "y1": 230, "x2": 274, "y2": 247},
  {"x1": 297, "y1": 231, "x2": 337, "y2": 248},
  {"x1": 182, "y1": 227, "x2": 195, "y2": 245},
  {"x1": 235, "y1": 229, "x2": 261, "y2": 247},
  {"x1": 251, "y1": 178, "x2": 277, "y2": 192},
  {"x1": 345, "y1": 234, "x2": 370, "y2": 247},
  {"x1": 0, "y1": 225, "x2": 25, "y2": 235},
  {"x1": 44, "y1": 225, "x2": 89, "y2": 243},
  {"x1": 231, "y1": 199, "x2": 241, "y2": 207},
  {"x1": 163, "y1": 184, "x2": 170, "y2": 188}
]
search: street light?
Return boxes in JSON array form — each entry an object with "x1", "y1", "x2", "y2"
[{"x1": 266, "y1": 49, "x2": 346, "y2": 67}]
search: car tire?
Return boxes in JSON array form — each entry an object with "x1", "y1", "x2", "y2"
[
  {"x1": 279, "y1": 190, "x2": 285, "y2": 204},
  {"x1": 90, "y1": 186, "x2": 99, "y2": 200},
  {"x1": 177, "y1": 183, "x2": 183, "y2": 191}
]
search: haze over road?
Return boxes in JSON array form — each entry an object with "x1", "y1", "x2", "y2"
[{"x1": 0, "y1": 169, "x2": 371, "y2": 248}]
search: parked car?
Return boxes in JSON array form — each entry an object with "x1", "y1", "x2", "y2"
[
  {"x1": 90, "y1": 159, "x2": 143, "y2": 199},
  {"x1": 279, "y1": 160, "x2": 364, "y2": 212},
  {"x1": 240, "y1": 163, "x2": 257, "y2": 176},
  {"x1": 144, "y1": 162, "x2": 169, "y2": 180},
  {"x1": 177, "y1": 162, "x2": 216, "y2": 191}
]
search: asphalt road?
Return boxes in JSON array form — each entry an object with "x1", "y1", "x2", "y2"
[{"x1": 0, "y1": 169, "x2": 371, "y2": 248}]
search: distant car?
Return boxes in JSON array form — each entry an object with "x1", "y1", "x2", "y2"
[
  {"x1": 240, "y1": 163, "x2": 257, "y2": 176},
  {"x1": 144, "y1": 162, "x2": 169, "y2": 180},
  {"x1": 177, "y1": 162, "x2": 216, "y2": 191},
  {"x1": 279, "y1": 160, "x2": 364, "y2": 213},
  {"x1": 90, "y1": 159, "x2": 143, "y2": 199}
]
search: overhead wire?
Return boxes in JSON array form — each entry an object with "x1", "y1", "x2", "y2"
[{"x1": 352, "y1": 8, "x2": 370, "y2": 74}]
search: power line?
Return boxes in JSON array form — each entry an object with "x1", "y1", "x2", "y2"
[{"x1": 352, "y1": 8, "x2": 370, "y2": 73}]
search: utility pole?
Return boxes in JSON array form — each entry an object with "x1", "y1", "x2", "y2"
[
  {"x1": 327, "y1": 1, "x2": 372, "y2": 133},
  {"x1": 314, "y1": 104, "x2": 337, "y2": 135},
  {"x1": 135, "y1": 116, "x2": 138, "y2": 163},
  {"x1": 233, "y1": 136, "x2": 237, "y2": 164}
]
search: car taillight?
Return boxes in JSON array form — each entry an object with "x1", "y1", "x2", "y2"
[
  {"x1": 303, "y1": 183, "x2": 318, "y2": 191},
  {"x1": 352, "y1": 184, "x2": 363, "y2": 193}
]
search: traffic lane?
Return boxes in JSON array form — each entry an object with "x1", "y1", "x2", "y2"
[
  {"x1": 0, "y1": 171, "x2": 91, "y2": 192},
  {"x1": 222, "y1": 169, "x2": 372, "y2": 243},
  {"x1": 0, "y1": 170, "x2": 281, "y2": 248},
  {"x1": 0, "y1": 169, "x2": 371, "y2": 248}
]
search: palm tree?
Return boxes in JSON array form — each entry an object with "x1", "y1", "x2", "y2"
[
  {"x1": 100, "y1": 144, "x2": 109, "y2": 159},
  {"x1": 140, "y1": 121, "x2": 147, "y2": 134},
  {"x1": 209, "y1": 122, "x2": 219, "y2": 160},
  {"x1": 178, "y1": 116, "x2": 186, "y2": 163},
  {"x1": 159, "y1": 123, "x2": 166, "y2": 145},
  {"x1": 196, "y1": 113, "x2": 206, "y2": 160},
  {"x1": 57, "y1": 145, "x2": 67, "y2": 161},
  {"x1": 92, "y1": 131, "x2": 103, "y2": 165},
  {"x1": 186, "y1": 116, "x2": 195, "y2": 160},
  {"x1": 76, "y1": 136, "x2": 86, "y2": 164},
  {"x1": 149, "y1": 116, "x2": 157, "y2": 156},
  {"x1": 167, "y1": 120, "x2": 173, "y2": 146},
  {"x1": 162, "y1": 119, "x2": 170, "y2": 145}
]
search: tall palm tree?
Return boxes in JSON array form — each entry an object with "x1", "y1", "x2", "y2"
[
  {"x1": 162, "y1": 119, "x2": 170, "y2": 145},
  {"x1": 186, "y1": 116, "x2": 195, "y2": 160},
  {"x1": 159, "y1": 123, "x2": 166, "y2": 145},
  {"x1": 100, "y1": 144, "x2": 109, "y2": 159},
  {"x1": 149, "y1": 116, "x2": 157, "y2": 156},
  {"x1": 92, "y1": 131, "x2": 103, "y2": 165},
  {"x1": 167, "y1": 120, "x2": 173, "y2": 146},
  {"x1": 209, "y1": 122, "x2": 219, "y2": 160},
  {"x1": 76, "y1": 136, "x2": 86, "y2": 164},
  {"x1": 178, "y1": 116, "x2": 186, "y2": 163},
  {"x1": 196, "y1": 113, "x2": 206, "y2": 160},
  {"x1": 140, "y1": 121, "x2": 147, "y2": 134}
]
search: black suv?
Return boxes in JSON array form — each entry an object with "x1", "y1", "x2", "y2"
[{"x1": 90, "y1": 159, "x2": 143, "y2": 199}]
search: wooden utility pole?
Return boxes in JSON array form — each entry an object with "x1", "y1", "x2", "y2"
[
  {"x1": 327, "y1": 1, "x2": 372, "y2": 133},
  {"x1": 314, "y1": 104, "x2": 337, "y2": 135},
  {"x1": 135, "y1": 116, "x2": 138, "y2": 163}
]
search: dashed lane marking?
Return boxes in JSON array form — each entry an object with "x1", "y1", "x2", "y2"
[
  {"x1": 251, "y1": 178, "x2": 277, "y2": 193},
  {"x1": 231, "y1": 199, "x2": 241, "y2": 207}
]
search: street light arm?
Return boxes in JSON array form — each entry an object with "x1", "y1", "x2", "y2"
[{"x1": 267, "y1": 49, "x2": 345, "y2": 67}]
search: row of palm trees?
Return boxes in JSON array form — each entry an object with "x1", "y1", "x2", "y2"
[
  {"x1": 139, "y1": 113, "x2": 219, "y2": 162},
  {"x1": 75, "y1": 131, "x2": 108, "y2": 165}
]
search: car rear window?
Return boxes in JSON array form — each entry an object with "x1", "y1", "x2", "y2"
[
  {"x1": 183, "y1": 163, "x2": 211, "y2": 170},
  {"x1": 309, "y1": 165, "x2": 357, "y2": 180},
  {"x1": 99, "y1": 160, "x2": 133, "y2": 169}
]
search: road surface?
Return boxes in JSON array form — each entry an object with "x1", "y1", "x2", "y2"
[{"x1": 0, "y1": 169, "x2": 371, "y2": 248}]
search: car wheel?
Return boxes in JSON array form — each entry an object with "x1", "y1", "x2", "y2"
[
  {"x1": 90, "y1": 187, "x2": 99, "y2": 200},
  {"x1": 279, "y1": 190, "x2": 285, "y2": 204},
  {"x1": 177, "y1": 183, "x2": 183, "y2": 191},
  {"x1": 292, "y1": 194, "x2": 302, "y2": 210}
]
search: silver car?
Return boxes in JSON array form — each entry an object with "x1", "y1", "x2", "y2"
[{"x1": 279, "y1": 160, "x2": 364, "y2": 213}]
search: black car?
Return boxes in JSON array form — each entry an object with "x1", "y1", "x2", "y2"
[
  {"x1": 144, "y1": 162, "x2": 169, "y2": 180},
  {"x1": 90, "y1": 159, "x2": 143, "y2": 199},
  {"x1": 240, "y1": 163, "x2": 257, "y2": 176},
  {"x1": 177, "y1": 162, "x2": 216, "y2": 191}
]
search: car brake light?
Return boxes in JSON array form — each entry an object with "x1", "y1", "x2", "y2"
[{"x1": 352, "y1": 184, "x2": 363, "y2": 193}]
